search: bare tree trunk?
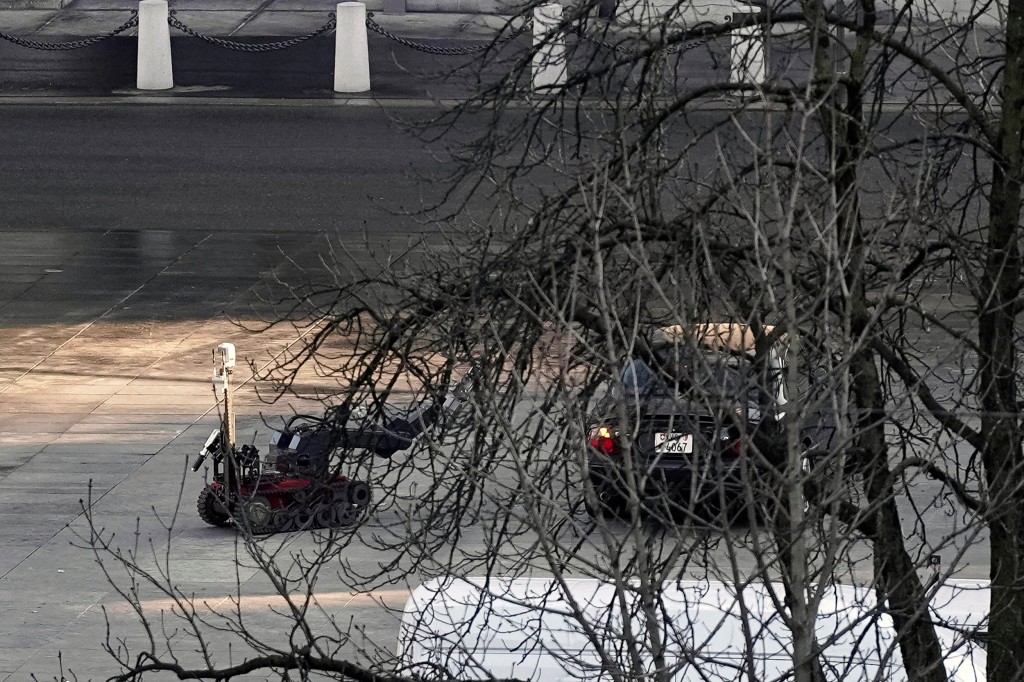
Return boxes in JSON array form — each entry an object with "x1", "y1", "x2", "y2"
[
  {"x1": 799, "y1": 0, "x2": 947, "y2": 678},
  {"x1": 847, "y1": 239, "x2": 945, "y2": 682},
  {"x1": 982, "y1": 1, "x2": 1024, "y2": 677}
]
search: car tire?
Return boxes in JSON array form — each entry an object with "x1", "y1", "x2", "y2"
[
  {"x1": 585, "y1": 474, "x2": 626, "y2": 519},
  {"x1": 699, "y1": 486, "x2": 747, "y2": 526},
  {"x1": 722, "y1": 490, "x2": 750, "y2": 525},
  {"x1": 585, "y1": 492, "x2": 626, "y2": 519},
  {"x1": 749, "y1": 454, "x2": 819, "y2": 524}
]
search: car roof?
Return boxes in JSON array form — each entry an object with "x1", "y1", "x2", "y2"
[
  {"x1": 653, "y1": 323, "x2": 780, "y2": 356},
  {"x1": 397, "y1": 577, "x2": 988, "y2": 682}
]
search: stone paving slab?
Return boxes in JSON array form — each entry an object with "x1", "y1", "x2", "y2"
[
  {"x1": 0, "y1": 413, "x2": 89, "y2": 429},
  {"x1": 0, "y1": 8, "x2": 53, "y2": 29},
  {"x1": 33, "y1": 7, "x2": 138, "y2": 34},
  {"x1": 64, "y1": 0, "x2": 138, "y2": 7},
  {"x1": 14, "y1": 380, "x2": 131, "y2": 396},
  {"x1": 69, "y1": 413, "x2": 206, "y2": 425},
  {"x1": 167, "y1": 0, "x2": 282, "y2": 9},
  {"x1": 62, "y1": 425, "x2": 187, "y2": 440},
  {"x1": 38, "y1": 438, "x2": 165, "y2": 454},
  {"x1": 235, "y1": 8, "x2": 337, "y2": 35},
  {"x1": 0, "y1": 338, "x2": 88, "y2": 370},
  {"x1": 164, "y1": 8, "x2": 251, "y2": 35},
  {"x1": 3, "y1": 467, "x2": 105, "y2": 487},
  {"x1": 0, "y1": 449, "x2": 41, "y2": 472},
  {"x1": 367, "y1": 10, "x2": 514, "y2": 37},
  {"x1": 266, "y1": 0, "x2": 355, "y2": 8},
  {"x1": 4, "y1": 459, "x2": 148, "y2": 477}
]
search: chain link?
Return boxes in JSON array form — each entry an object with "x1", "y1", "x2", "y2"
[
  {"x1": 0, "y1": 10, "x2": 137, "y2": 51},
  {"x1": 365, "y1": 12, "x2": 497, "y2": 56},
  {"x1": 167, "y1": 10, "x2": 336, "y2": 52}
]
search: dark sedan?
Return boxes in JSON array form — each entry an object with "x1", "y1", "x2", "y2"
[{"x1": 583, "y1": 324, "x2": 829, "y2": 520}]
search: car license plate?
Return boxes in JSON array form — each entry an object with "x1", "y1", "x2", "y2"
[{"x1": 655, "y1": 433, "x2": 693, "y2": 454}]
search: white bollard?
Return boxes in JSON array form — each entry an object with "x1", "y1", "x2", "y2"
[
  {"x1": 730, "y1": 24, "x2": 766, "y2": 88},
  {"x1": 136, "y1": 0, "x2": 173, "y2": 90},
  {"x1": 334, "y1": 2, "x2": 371, "y2": 93},
  {"x1": 532, "y1": 3, "x2": 566, "y2": 93}
]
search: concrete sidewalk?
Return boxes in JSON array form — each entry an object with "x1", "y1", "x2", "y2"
[{"x1": 0, "y1": 223, "x2": 432, "y2": 680}]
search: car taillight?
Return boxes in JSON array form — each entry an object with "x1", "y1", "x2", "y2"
[
  {"x1": 718, "y1": 425, "x2": 743, "y2": 458},
  {"x1": 588, "y1": 426, "x2": 621, "y2": 456}
]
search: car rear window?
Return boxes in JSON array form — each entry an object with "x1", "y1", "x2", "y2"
[{"x1": 618, "y1": 355, "x2": 751, "y2": 401}]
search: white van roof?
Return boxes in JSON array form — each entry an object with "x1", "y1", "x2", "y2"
[{"x1": 397, "y1": 577, "x2": 986, "y2": 682}]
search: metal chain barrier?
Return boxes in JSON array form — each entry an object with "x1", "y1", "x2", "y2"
[
  {"x1": 167, "y1": 10, "x2": 336, "y2": 52},
  {"x1": 0, "y1": 10, "x2": 137, "y2": 50},
  {"x1": 365, "y1": 11, "x2": 499, "y2": 56}
]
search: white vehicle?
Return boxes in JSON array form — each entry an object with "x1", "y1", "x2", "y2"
[{"x1": 397, "y1": 577, "x2": 987, "y2": 682}]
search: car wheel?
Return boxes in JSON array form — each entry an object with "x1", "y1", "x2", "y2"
[
  {"x1": 585, "y1": 475, "x2": 625, "y2": 519},
  {"x1": 721, "y1": 490, "x2": 750, "y2": 525},
  {"x1": 699, "y1": 485, "x2": 747, "y2": 526},
  {"x1": 585, "y1": 492, "x2": 623, "y2": 518},
  {"x1": 752, "y1": 455, "x2": 816, "y2": 522}
]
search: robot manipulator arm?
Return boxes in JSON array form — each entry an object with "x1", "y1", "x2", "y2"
[
  {"x1": 368, "y1": 371, "x2": 475, "y2": 457},
  {"x1": 191, "y1": 429, "x2": 224, "y2": 472},
  {"x1": 268, "y1": 369, "x2": 476, "y2": 463}
]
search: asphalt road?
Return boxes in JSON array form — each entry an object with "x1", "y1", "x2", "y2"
[
  {"x1": 0, "y1": 103, "x2": 486, "y2": 327},
  {"x1": 0, "y1": 102, "x2": 989, "y2": 680},
  {"x1": 0, "y1": 103, "x2": 451, "y2": 233}
]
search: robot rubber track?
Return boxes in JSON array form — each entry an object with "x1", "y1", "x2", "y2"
[{"x1": 198, "y1": 478, "x2": 372, "y2": 534}]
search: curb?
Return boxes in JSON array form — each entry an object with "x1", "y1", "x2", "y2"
[{"x1": 0, "y1": 94, "x2": 931, "y2": 113}]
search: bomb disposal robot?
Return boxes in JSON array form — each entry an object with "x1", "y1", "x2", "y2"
[{"x1": 192, "y1": 343, "x2": 469, "y2": 533}]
